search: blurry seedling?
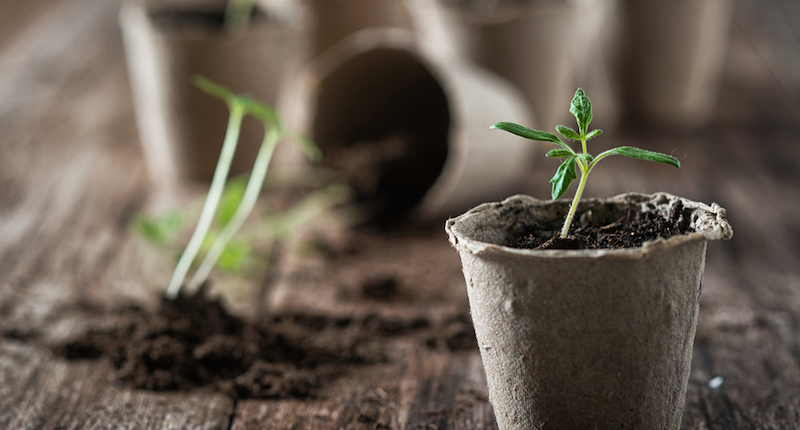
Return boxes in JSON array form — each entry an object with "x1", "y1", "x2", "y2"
[
  {"x1": 224, "y1": 0, "x2": 258, "y2": 33},
  {"x1": 161, "y1": 76, "x2": 323, "y2": 300},
  {"x1": 491, "y1": 88, "x2": 680, "y2": 238}
]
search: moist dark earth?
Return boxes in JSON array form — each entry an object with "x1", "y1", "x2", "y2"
[
  {"x1": 50, "y1": 284, "x2": 475, "y2": 401},
  {"x1": 513, "y1": 200, "x2": 690, "y2": 250}
]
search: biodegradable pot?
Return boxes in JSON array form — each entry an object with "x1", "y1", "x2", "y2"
[
  {"x1": 120, "y1": 0, "x2": 308, "y2": 183},
  {"x1": 408, "y1": 0, "x2": 577, "y2": 132},
  {"x1": 304, "y1": 0, "x2": 413, "y2": 58},
  {"x1": 615, "y1": 0, "x2": 733, "y2": 128},
  {"x1": 445, "y1": 193, "x2": 732, "y2": 429},
  {"x1": 285, "y1": 28, "x2": 536, "y2": 223}
]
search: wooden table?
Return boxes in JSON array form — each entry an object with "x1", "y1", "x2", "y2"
[{"x1": 2, "y1": 1, "x2": 799, "y2": 428}]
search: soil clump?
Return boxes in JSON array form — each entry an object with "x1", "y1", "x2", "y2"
[{"x1": 51, "y1": 287, "x2": 474, "y2": 400}]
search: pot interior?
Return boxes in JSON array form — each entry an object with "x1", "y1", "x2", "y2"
[{"x1": 312, "y1": 47, "x2": 451, "y2": 226}]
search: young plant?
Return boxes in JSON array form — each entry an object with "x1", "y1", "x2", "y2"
[
  {"x1": 491, "y1": 88, "x2": 680, "y2": 239},
  {"x1": 224, "y1": 0, "x2": 258, "y2": 33},
  {"x1": 164, "y1": 76, "x2": 321, "y2": 300}
]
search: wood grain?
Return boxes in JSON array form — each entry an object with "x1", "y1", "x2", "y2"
[{"x1": 1, "y1": 0, "x2": 800, "y2": 429}]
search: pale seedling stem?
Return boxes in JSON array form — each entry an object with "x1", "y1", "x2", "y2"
[
  {"x1": 166, "y1": 101, "x2": 245, "y2": 300},
  {"x1": 186, "y1": 126, "x2": 281, "y2": 294}
]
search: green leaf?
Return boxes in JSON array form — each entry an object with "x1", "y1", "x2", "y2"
[
  {"x1": 216, "y1": 178, "x2": 247, "y2": 227},
  {"x1": 577, "y1": 153, "x2": 594, "y2": 166},
  {"x1": 131, "y1": 213, "x2": 182, "y2": 245},
  {"x1": 247, "y1": 99, "x2": 280, "y2": 127},
  {"x1": 216, "y1": 240, "x2": 251, "y2": 272},
  {"x1": 293, "y1": 132, "x2": 323, "y2": 163},
  {"x1": 193, "y1": 75, "x2": 236, "y2": 104},
  {"x1": 586, "y1": 129, "x2": 603, "y2": 141},
  {"x1": 490, "y1": 122, "x2": 572, "y2": 152},
  {"x1": 603, "y1": 146, "x2": 681, "y2": 168},
  {"x1": 569, "y1": 88, "x2": 593, "y2": 136},
  {"x1": 555, "y1": 125, "x2": 581, "y2": 141},
  {"x1": 545, "y1": 149, "x2": 572, "y2": 158},
  {"x1": 549, "y1": 156, "x2": 577, "y2": 200}
]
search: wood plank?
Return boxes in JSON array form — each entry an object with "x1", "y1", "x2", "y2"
[
  {"x1": 0, "y1": 341, "x2": 234, "y2": 430},
  {"x1": 232, "y1": 341, "x2": 496, "y2": 430}
]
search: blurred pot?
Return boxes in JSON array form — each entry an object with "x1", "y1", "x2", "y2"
[
  {"x1": 446, "y1": 192, "x2": 732, "y2": 429},
  {"x1": 408, "y1": 0, "x2": 578, "y2": 132},
  {"x1": 304, "y1": 0, "x2": 412, "y2": 58},
  {"x1": 285, "y1": 28, "x2": 535, "y2": 224},
  {"x1": 120, "y1": 0, "x2": 308, "y2": 183},
  {"x1": 615, "y1": 0, "x2": 733, "y2": 128}
]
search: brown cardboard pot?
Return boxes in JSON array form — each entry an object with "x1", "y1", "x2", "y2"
[
  {"x1": 304, "y1": 0, "x2": 413, "y2": 58},
  {"x1": 285, "y1": 28, "x2": 536, "y2": 224},
  {"x1": 615, "y1": 0, "x2": 733, "y2": 128},
  {"x1": 120, "y1": 0, "x2": 308, "y2": 183},
  {"x1": 408, "y1": 0, "x2": 577, "y2": 131},
  {"x1": 445, "y1": 192, "x2": 732, "y2": 429}
]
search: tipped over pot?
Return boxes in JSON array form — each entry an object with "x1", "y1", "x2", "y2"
[
  {"x1": 445, "y1": 192, "x2": 732, "y2": 429},
  {"x1": 285, "y1": 28, "x2": 536, "y2": 225}
]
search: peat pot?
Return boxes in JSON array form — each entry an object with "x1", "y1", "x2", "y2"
[
  {"x1": 120, "y1": 0, "x2": 307, "y2": 183},
  {"x1": 445, "y1": 193, "x2": 732, "y2": 429},
  {"x1": 408, "y1": 0, "x2": 577, "y2": 132},
  {"x1": 615, "y1": 0, "x2": 733, "y2": 128},
  {"x1": 286, "y1": 28, "x2": 535, "y2": 224}
]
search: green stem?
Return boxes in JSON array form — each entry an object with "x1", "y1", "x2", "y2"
[
  {"x1": 185, "y1": 126, "x2": 282, "y2": 295},
  {"x1": 166, "y1": 103, "x2": 245, "y2": 300},
  {"x1": 560, "y1": 160, "x2": 589, "y2": 238}
]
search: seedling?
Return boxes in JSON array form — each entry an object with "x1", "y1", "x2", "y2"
[
  {"x1": 224, "y1": 0, "x2": 258, "y2": 33},
  {"x1": 491, "y1": 88, "x2": 680, "y2": 238},
  {"x1": 164, "y1": 76, "x2": 322, "y2": 300}
]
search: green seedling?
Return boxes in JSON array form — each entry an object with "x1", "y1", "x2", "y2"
[
  {"x1": 224, "y1": 0, "x2": 258, "y2": 33},
  {"x1": 164, "y1": 76, "x2": 322, "y2": 300},
  {"x1": 491, "y1": 88, "x2": 680, "y2": 239}
]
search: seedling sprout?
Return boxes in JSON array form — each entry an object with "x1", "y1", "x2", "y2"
[
  {"x1": 491, "y1": 88, "x2": 680, "y2": 239},
  {"x1": 164, "y1": 76, "x2": 321, "y2": 300}
]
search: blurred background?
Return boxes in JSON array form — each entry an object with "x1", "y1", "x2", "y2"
[
  {"x1": 2, "y1": 2, "x2": 800, "y2": 426},
  {"x1": 106, "y1": 0, "x2": 800, "y2": 227}
]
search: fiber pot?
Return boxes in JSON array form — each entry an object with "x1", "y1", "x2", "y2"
[
  {"x1": 445, "y1": 192, "x2": 732, "y2": 429},
  {"x1": 304, "y1": 0, "x2": 413, "y2": 58},
  {"x1": 285, "y1": 28, "x2": 535, "y2": 224},
  {"x1": 615, "y1": 0, "x2": 733, "y2": 128},
  {"x1": 120, "y1": 0, "x2": 308, "y2": 183},
  {"x1": 408, "y1": 0, "x2": 577, "y2": 131}
]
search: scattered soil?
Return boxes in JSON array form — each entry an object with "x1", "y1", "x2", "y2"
[
  {"x1": 51, "y1": 287, "x2": 474, "y2": 400},
  {"x1": 512, "y1": 200, "x2": 689, "y2": 250}
]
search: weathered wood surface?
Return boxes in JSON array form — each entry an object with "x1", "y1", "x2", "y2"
[{"x1": 1, "y1": 0, "x2": 800, "y2": 429}]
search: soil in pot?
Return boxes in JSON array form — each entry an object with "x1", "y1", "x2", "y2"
[{"x1": 512, "y1": 199, "x2": 691, "y2": 250}]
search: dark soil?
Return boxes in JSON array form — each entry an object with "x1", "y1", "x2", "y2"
[
  {"x1": 52, "y1": 288, "x2": 474, "y2": 400},
  {"x1": 513, "y1": 200, "x2": 689, "y2": 250}
]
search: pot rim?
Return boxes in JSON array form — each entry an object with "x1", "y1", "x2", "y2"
[{"x1": 446, "y1": 192, "x2": 732, "y2": 259}]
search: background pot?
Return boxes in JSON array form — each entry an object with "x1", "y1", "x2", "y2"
[
  {"x1": 408, "y1": 0, "x2": 577, "y2": 132},
  {"x1": 303, "y1": 0, "x2": 413, "y2": 58},
  {"x1": 446, "y1": 192, "x2": 732, "y2": 429},
  {"x1": 615, "y1": 0, "x2": 734, "y2": 128},
  {"x1": 120, "y1": 0, "x2": 308, "y2": 184},
  {"x1": 285, "y1": 28, "x2": 536, "y2": 224}
]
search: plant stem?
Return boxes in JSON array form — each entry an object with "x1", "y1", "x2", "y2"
[
  {"x1": 560, "y1": 139, "x2": 589, "y2": 238},
  {"x1": 165, "y1": 103, "x2": 245, "y2": 300},
  {"x1": 186, "y1": 126, "x2": 282, "y2": 295}
]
